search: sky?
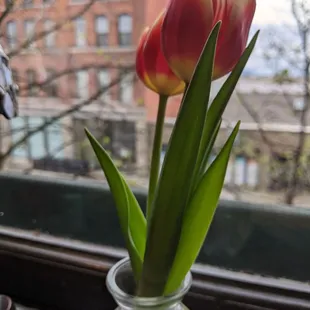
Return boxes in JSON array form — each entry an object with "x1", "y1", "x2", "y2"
[
  {"x1": 254, "y1": 0, "x2": 292, "y2": 25},
  {"x1": 244, "y1": 1, "x2": 297, "y2": 76}
]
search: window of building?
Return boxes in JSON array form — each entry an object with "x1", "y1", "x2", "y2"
[
  {"x1": 70, "y1": 0, "x2": 86, "y2": 3},
  {"x1": 117, "y1": 14, "x2": 132, "y2": 46},
  {"x1": 98, "y1": 68, "x2": 110, "y2": 101},
  {"x1": 25, "y1": 69, "x2": 37, "y2": 96},
  {"x1": 119, "y1": 71, "x2": 133, "y2": 104},
  {"x1": 95, "y1": 15, "x2": 109, "y2": 47},
  {"x1": 10, "y1": 116, "x2": 65, "y2": 160},
  {"x1": 24, "y1": 19, "x2": 36, "y2": 49},
  {"x1": 45, "y1": 118, "x2": 65, "y2": 159},
  {"x1": 110, "y1": 120, "x2": 136, "y2": 164},
  {"x1": 76, "y1": 70, "x2": 89, "y2": 99},
  {"x1": 75, "y1": 17, "x2": 87, "y2": 47},
  {"x1": 10, "y1": 116, "x2": 29, "y2": 158},
  {"x1": 28, "y1": 117, "x2": 46, "y2": 159},
  {"x1": 44, "y1": 20, "x2": 56, "y2": 48},
  {"x1": 293, "y1": 97, "x2": 306, "y2": 111},
  {"x1": 43, "y1": 69, "x2": 58, "y2": 97},
  {"x1": 6, "y1": 21, "x2": 17, "y2": 49},
  {"x1": 22, "y1": 0, "x2": 33, "y2": 8}
]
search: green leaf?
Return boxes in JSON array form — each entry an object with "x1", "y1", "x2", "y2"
[
  {"x1": 164, "y1": 121, "x2": 240, "y2": 294},
  {"x1": 137, "y1": 22, "x2": 221, "y2": 297},
  {"x1": 195, "y1": 31, "x2": 259, "y2": 182},
  {"x1": 85, "y1": 129, "x2": 146, "y2": 279},
  {"x1": 192, "y1": 118, "x2": 222, "y2": 191}
]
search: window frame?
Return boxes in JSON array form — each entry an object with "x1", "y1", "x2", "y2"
[
  {"x1": 76, "y1": 70, "x2": 89, "y2": 98},
  {"x1": 44, "y1": 19, "x2": 56, "y2": 48},
  {"x1": 97, "y1": 67, "x2": 111, "y2": 101},
  {"x1": 22, "y1": 0, "x2": 33, "y2": 8},
  {"x1": 117, "y1": 14, "x2": 132, "y2": 47},
  {"x1": 43, "y1": 68, "x2": 58, "y2": 97},
  {"x1": 95, "y1": 15, "x2": 109, "y2": 47},
  {"x1": 118, "y1": 70, "x2": 134, "y2": 104},
  {"x1": 6, "y1": 20, "x2": 17, "y2": 49},
  {"x1": 75, "y1": 16, "x2": 87, "y2": 47},
  {"x1": 24, "y1": 18, "x2": 36, "y2": 49},
  {"x1": 25, "y1": 68, "x2": 37, "y2": 96},
  {"x1": 0, "y1": 174, "x2": 309, "y2": 309}
]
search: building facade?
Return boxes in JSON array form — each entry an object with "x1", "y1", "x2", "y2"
[
  {"x1": 0, "y1": 0, "x2": 156, "y2": 176},
  {"x1": 149, "y1": 77, "x2": 310, "y2": 193}
]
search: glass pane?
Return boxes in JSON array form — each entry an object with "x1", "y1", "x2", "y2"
[
  {"x1": 46, "y1": 119, "x2": 64, "y2": 159},
  {"x1": 98, "y1": 69, "x2": 110, "y2": 100},
  {"x1": 24, "y1": 19, "x2": 35, "y2": 48},
  {"x1": 76, "y1": 70, "x2": 89, "y2": 98},
  {"x1": 6, "y1": 21, "x2": 16, "y2": 48},
  {"x1": 44, "y1": 20, "x2": 55, "y2": 47},
  {"x1": 75, "y1": 17, "x2": 86, "y2": 47},
  {"x1": 28, "y1": 117, "x2": 46, "y2": 159},
  {"x1": 3, "y1": 0, "x2": 310, "y2": 291},
  {"x1": 119, "y1": 73, "x2": 133, "y2": 104},
  {"x1": 118, "y1": 14, "x2": 132, "y2": 33},
  {"x1": 95, "y1": 16, "x2": 109, "y2": 33},
  {"x1": 10, "y1": 117, "x2": 28, "y2": 158}
]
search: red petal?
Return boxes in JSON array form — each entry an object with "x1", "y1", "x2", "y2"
[
  {"x1": 136, "y1": 27, "x2": 150, "y2": 82},
  {"x1": 214, "y1": 0, "x2": 256, "y2": 78},
  {"x1": 162, "y1": 0, "x2": 214, "y2": 82},
  {"x1": 144, "y1": 11, "x2": 185, "y2": 95}
]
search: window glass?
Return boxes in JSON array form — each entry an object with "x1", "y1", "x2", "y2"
[
  {"x1": 95, "y1": 16, "x2": 109, "y2": 46},
  {"x1": 76, "y1": 70, "x2": 89, "y2": 98},
  {"x1": 44, "y1": 20, "x2": 56, "y2": 48},
  {"x1": 6, "y1": 21, "x2": 17, "y2": 49},
  {"x1": 2, "y1": 0, "x2": 310, "y2": 292},
  {"x1": 25, "y1": 69, "x2": 36, "y2": 96},
  {"x1": 10, "y1": 117, "x2": 28, "y2": 158},
  {"x1": 75, "y1": 17, "x2": 87, "y2": 47},
  {"x1": 24, "y1": 19, "x2": 36, "y2": 48},
  {"x1": 117, "y1": 14, "x2": 132, "y2": 46},
  {"x1": 119, "y1": 71, "x2": 133, "y2": 104},
  {"x1": 98, "y1": 68, "x2": 110, "y2": 100},
  {"x1": 46, "y1": 119, "x2": 65, "y2": 159},
  {"x1": 28, "y1": 117, "x2": 46, "y2": 159}
]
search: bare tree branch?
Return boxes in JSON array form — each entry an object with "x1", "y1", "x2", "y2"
[
  {"x1": 0, "y1": 0, "x2": 15, "y2": 25},
  {"x1": 20, "y1": 63, "x2": 134, "y2": 92},
  {"x1": 0, "y1": 69, "x2": 134, "y2": 164},
  {"x1": 235, "y1": 91, "x2": 275, "y2": 151},
  {"x1": 7, "y1": 0, "x2": 96, "y2": 57}
]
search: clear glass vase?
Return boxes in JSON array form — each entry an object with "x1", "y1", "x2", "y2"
[{"x1": 106, "y1": 257, "x2": 192, "y2": 310}]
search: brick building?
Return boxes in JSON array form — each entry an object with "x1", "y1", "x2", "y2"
[{"x1": 0, "y1": 0, "x2": 159, "y2": 175}]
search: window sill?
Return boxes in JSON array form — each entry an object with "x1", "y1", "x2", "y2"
[
  {"x1": 69, "y1": 46, "x2": 135, "y2": 54},
  {"x1": 68, "y1": 0, "x2": 129, "y2": 5},
  {"x1": 0, "y1": 226, "x2": 309, "y2": 310}
]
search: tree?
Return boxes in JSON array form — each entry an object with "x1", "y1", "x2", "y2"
[{"x1": 234, "y1": 0, "x2": 310, "y2": 205}]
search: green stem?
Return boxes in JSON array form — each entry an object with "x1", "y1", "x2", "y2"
[{"x1": 146, "y1": 95, "x2": 168, "y2": 223}]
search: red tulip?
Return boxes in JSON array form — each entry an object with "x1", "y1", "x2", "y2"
[
  {"x1": 136, "y1": 11, "x2": 185, "y2": 96},
  {"x1": 161, "y1": 0, "x2": 256, "y2": 83}
]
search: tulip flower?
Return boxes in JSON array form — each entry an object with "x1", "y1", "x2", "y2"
[
  {"x1": 86, "y1": 0, "x2": 258, "y2": 297},
  {"x1": 161, "y1": 0, "x2": 256, "y2": 83},
  {"x1": 136, "y1": 11, "x2": 185, "y2": 96}
]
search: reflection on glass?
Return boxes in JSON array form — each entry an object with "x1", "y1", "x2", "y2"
[{"x1": 2, "y1": 0, "x2": 310, "y2": 293}]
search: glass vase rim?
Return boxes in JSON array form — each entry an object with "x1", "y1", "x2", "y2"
[{"x1": 106, "y1": 257, "x2": 192, "y2": 305}]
